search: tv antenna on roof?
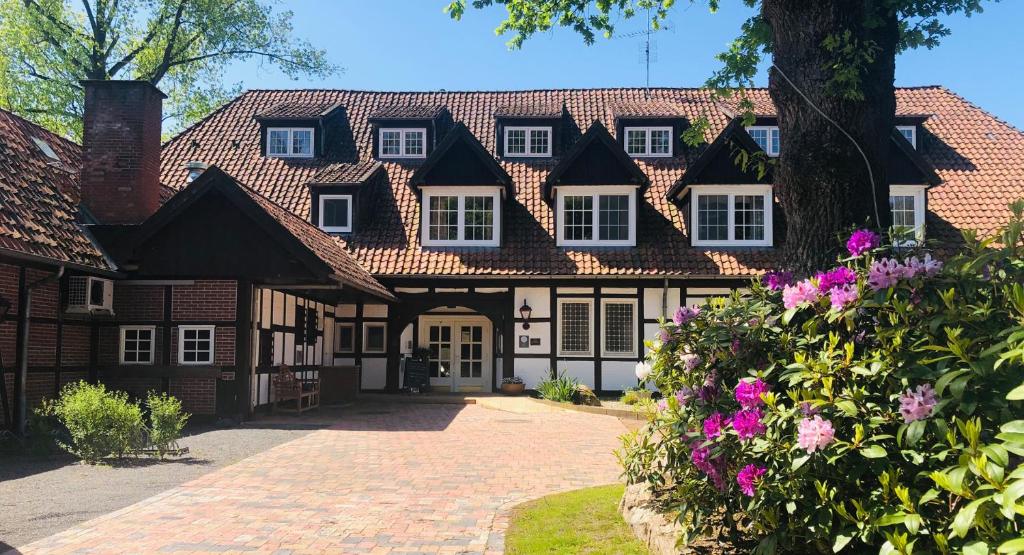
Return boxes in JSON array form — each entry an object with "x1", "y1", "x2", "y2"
[{"x1": 612, "y1": 6, "x2": 670, "y2": 97}]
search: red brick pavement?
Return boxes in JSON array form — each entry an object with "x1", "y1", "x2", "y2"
[{"x1": 11, "y1": 403, "x2": 627, "y2": 554}]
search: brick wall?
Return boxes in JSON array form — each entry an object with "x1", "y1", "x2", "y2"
[
  {"x1": 61, "y1": 324, "x2": 91, "y2": 366},
  {"x1": 113, "y1": 284, "x2": 164, "y2": 321},
  {"x1": 171, "y1": 280, "x2": 237, "y2": 321},
  {"x1": 0, "y1": 263, "x2": 20, "y2": 315},
  {"x1": 169, "y1": 378, "x2": 216, "y2": 415}
]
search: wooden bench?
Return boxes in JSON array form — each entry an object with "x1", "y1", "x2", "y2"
[{"x1": 272, "y1": 366, "x2": 320, "y2": 413}]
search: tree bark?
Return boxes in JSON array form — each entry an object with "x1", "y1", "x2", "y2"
[{"x1": 762, "y1": 0, "x2": 899, "y2": 272}]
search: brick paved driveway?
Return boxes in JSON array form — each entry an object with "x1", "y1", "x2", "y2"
[{"x1": 12, "y1": 403, "x2": 626, "y2": 554}]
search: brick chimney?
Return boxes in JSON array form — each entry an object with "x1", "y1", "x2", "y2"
[{"x1": 80, "y1": 80, "x2": 166, "y2": 224}]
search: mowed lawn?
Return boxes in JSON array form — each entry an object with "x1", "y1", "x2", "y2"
[{"x1": 505, "y1": 484, "x2": 648, "y2": 554}]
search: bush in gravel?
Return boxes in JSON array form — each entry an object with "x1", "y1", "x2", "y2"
[
  {"x1": 146, "y1": 392, "x2": 190, "y2": 458},
  {"x1": 620, "y1": 388, "x2": 653, "y2": 406},
  {"x1": 52, "y1": 381, "x2": 144, "y2": 463},
  {"x1": 536, "y1": 370, "x2": 579, "y2": 403},
  {"x1": 622, "y1": 202, "x2": 1024, "y2": 554}
]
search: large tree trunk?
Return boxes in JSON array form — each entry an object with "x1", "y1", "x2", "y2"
[{"x1": 762, "y1": 0, "x2": 899, "y2": 272}]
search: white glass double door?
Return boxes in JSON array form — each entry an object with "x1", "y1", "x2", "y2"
[{"x1": 419, "y1": 316, "x2": 491, "y2": 392}]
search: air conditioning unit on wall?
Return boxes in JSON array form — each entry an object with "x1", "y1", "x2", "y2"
[{"x1": 67, "y1": 276, "x2": 114, "y2": 314}]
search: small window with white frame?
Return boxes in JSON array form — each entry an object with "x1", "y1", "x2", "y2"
[
  {"x1": 504, "y1": 126, "x2": 552, "y2": 157},
  {"x1": 624, "y1": 126, "x2": 672, "y2": 157},
  {"x1": 558, "y1": 298, "x2": 593, "y2": 357},
  {"x1": 746, "y1": 126, "x2": 780, "y2": 157},
  {"x1": 556, "y1": 186, "x2": 637, "y2": 247},
  {"x1": 896, "y1": 126, "x2": 917, "y2": 149},
  {"x1": 335, "y1": 322, "x2": 355, "y2": 353},
  {"x1": 363, "y1": 323, "x2": 387, "y2": 353},
  {"x1": 318, "y1": 194, "x2": 353, "y2": 233},
  {"x1": 421, "y1": 187, "x2": 501, "y2": 247},
  {"x1": 267, "y1": 128, "x2": 313, "y2": 158},
  {"x1": 889, "y1": 185, "x2": 926, "y2": 245},
  {"x1": 379, "y1": 128, "x2": 426, "y2": 158},
  {"x1": 601, "y1": 299, "x2": 637, "y2": 358},
  {"x1": 178, "y1": 325, "x2": 215, "y2": 365},
  {"x1": 119, "y1": 326, "x2": 156, "y2": 365},
  {"x1": 690, "y1": 185, "x2": 774, "y2": 247}
]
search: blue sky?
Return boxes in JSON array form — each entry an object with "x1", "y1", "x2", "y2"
[{"x1": 224, "y1": 0, "x2": 1023, "y2": 129}]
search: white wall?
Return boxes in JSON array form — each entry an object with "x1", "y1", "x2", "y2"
[
  {"x1": 514, "y1": 358, "x2": 551, "y2": 389},
  {"x1": 603, "y1": 360, "x2": 639, "y2": 391},
  {"x1": 361, "y1": 357, "x2": 387, "y2": 389}
]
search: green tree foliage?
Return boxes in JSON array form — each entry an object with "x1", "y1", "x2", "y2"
[{"x1": 0, "y1": 0, "x2": 337, "y2": 138}]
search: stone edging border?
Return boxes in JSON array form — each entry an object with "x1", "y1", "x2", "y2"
[{"x1": 531, "y1": 398, "x2": 650, "y2": 420}]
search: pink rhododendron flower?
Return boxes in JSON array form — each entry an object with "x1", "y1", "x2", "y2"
[
  {"x1": 737, "y1": 464, "x2": 767, "y2": 497},
  {"x1": 703, "y1": 412, "x2": 728, "y2": 439},
  {"x1": 673, "y1": 305, "x2": 701, "y2": 325},
  {"x1": 762, "y1": 271, "x2": 794, "y2": 291},
  {"x1": 731, "y1": 407, "x2": 766, "y2": 440},
  {"x1": 815, "y1": 266, "x2": 857, "y2": 292},
  {"x1": 680, "y1": 353, "x2": 702, "y2": 371},
  {"x1": 657, "y1": 328, "x2": 672, "y2": 343},
  {"x1": 868, "y1": 258, "x2": 906, "y2": 291},
  {"x1": 847, "y1": 229, "x2": 880, "y2": 256},
  {"x1": 905, "y1": 254, "x2": 943, "y2": 278},
  {"x1": 899, "y1": 383, "x2": 938, "y2": 423},
  {"x1": 734, "y1": 378, "x2": 769, "y2": 409},
  {"x1": 829, "y1": 283, "x2": 859, "y2": 310},
  {"x1": 782, "y1": 280, "x2": 820, "y2": 309},
  {"x1": 797, "y1": 416, "x2": 835, "y2": 453},
  {"x1": 690, "y1": 443, "x2": 727, "y2": 491},
  {"x1": 656, "y1": 398, "x2": 668, "y2": 411},
  {"x1": 674, "y1": 387, "x2": 694, "y2": 405}
]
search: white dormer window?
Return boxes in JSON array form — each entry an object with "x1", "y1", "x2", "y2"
[
  {"x1": 897, "y1": 126, "x2": 917, "y2": 149},
  {"x1": 504, "y1": 126, "x2": 551, "y2": 157},
  {"x1": 889, "y1": 185, "x2": 926, "y2": 244},
  {"x1": 555, "y1": 186, "x2": 637, "y2": 247},
  {"x1": 379, "y1": 128, "x2": 426, "y2": 158},
  {"x1": 267, "y1": 128, "x2": 313, "y2": 157},
  {"x1": 624, "y1": 127, "x2": 672, "y2": 157},
  {"x1": 318, "y1": 194, "x2": 353, "y2": 233},
  {"x1": 421, "y1": 186, "x2": 501, "y2": 247},
  {"x1": 747, "y1": 126, "x2": 780, "y2": 157},
  {"x1": 690, "y1": 185, "x2": 773, "y2": 247}
]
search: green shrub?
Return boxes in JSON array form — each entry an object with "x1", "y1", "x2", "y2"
[
  {"x1": 536, "y1": 370, "x2": 579, "y2": 403},
  {"x1": 620, "y1": 388, "x2": 653, "y2": 406},
  {"x1": 146, "y1": 392, "x2": 190, "y2": 458},
  {"x1": 622, "y1": 201, "x2": 1024, "y2": 554},
  {"x1": 52, "y1": 381, "x2": 144, "y2": 463}
]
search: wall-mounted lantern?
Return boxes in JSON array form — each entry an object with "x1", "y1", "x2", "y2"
[{"x1": 519, "y1": 299, "x2": 533, "y2": 330}]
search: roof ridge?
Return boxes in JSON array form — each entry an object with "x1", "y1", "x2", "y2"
[
  {"x1": 0, "y1": 107, "x2": 81, "y2": 149},
  {"x1": 234, "y1": 85, "x2": 945, "y2": 94},
  {"x1": 161, "y1": 91, "x2": 252, "y2": 149},
  {"x1": 931, "y1": 85, "x2": 1024, "y2": 137}
]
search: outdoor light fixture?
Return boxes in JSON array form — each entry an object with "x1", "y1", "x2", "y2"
[{"x1": 519, "y1": 299, "x2": 532, "y2": 330}]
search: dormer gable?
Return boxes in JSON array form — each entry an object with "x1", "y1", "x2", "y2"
[
  {"x1": 368, "y1": 104, "x2": 451, "y2": 160},
  {"x1": 307, "y1": 160, "x2": 385, "y2": 235},
  {"x1": 255, "y1": 101, "x2": 345, "y2": 158},
  {"x1": 888, "y1": 126, "x2": 940, "y2": 186},
  {"x1": 409, "y1": 122, "x2": 512, "y2": 196},
  {"x1": 667, "y1": 118, "x2": 773, "y2": 201},
  {"x1": 543, "y1": 120, "x2": 649, "y2": 203},
  {"x1": 494, "y1": 101, "x2": 566, "y2": 158}
]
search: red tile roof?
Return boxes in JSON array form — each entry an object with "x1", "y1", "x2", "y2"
[
  {"x1": 494, "y1": 101, "x2": 564, "y2": 118},
  {"x1": 160, "y1": 87, "x2": 1024, "y2": 278},
  {"x1": 0, "y1": 109, "x2": 113, "y2": 271},
  {"x1": 368, "y1": 104, "x2": 447, "y2": 120},
  {"x1": 310, "y1": 160, "x2": 383, "y2": 185},
  {"x1": 256, "y1": 100, "x2": 342, "y2": 120}
]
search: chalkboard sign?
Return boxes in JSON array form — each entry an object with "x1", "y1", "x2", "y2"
[{"x1": 403, "y1": 358, "x2": 430, "y2": 392}]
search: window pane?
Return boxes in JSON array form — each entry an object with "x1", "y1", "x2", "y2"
[
  {"x1": 321, "y1": 197, "x2": 349, "y2": 229},
  {"x1": 180, "y1": 327, "x2": 212, "y2": 363},
  {"x1": 890, "y1": 194, "x2": 916, "y2": 228},
  {"x1": 604, "y1": 302, "x2": 634, "y2": 354},
  {"x1": 367, "y1": 326, "x2": 385, "y2": 351},
  {"x1": 598, "y1": 195, "x2": 630, "y2": 241},
  {"x1": 506, "y1": 129, "x2": 526, "y2": 154},
  {"x1": 748, "y1": 129, "x2": 768, "y2": 152},
  {"x1": 769, "y1": 128, "x2": 780, "y2": 155},
  {"x1": 268, "y1": 129, "x2": 289, "y2": 155},
  {"x1": 650, "y1": 129, "x2": 671, "y2": 155},
  {"x1": 381, "y1": 131, "x2": 401, "y2": 156},
  {"x1": 626, "y1": 129, "x2": 646, "y2": 155},
  {"x1": 428, "y1": 196, "x2": 459, "y2": 241},
  {"x1": 697, "y1": 195, "x2": 729, "y2": 241},
  {"x1": 734, "y1": 195, "x2": 765, "y2": 241},
  {"x1": 563, "y1": 195, "x2": 593, "y2": 241},
  {"x1": 529, "y1": 128, "x2": 550, "y2": 155},
  {"x1": 404, "y1": 130, "x2": 424, "y2": 156},
  {"x1": 292, "y1": 130, "x2": 312, "y2": 155},
  {"x1": 560, "y1": 302, "x2": 590, "y2": 354},
  {"x1": 464, "y1": 196, "x2": 494, "y2": 241},
  {"x1": 337, "y1": 325, "x2": 354, "y2": 352}
]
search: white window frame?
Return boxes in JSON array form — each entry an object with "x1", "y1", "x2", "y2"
[
  {"x1": 318, "y1": 194, "x2": 353, "y2": 233},
  {"x1": 363, "y1": 322, "x2": 387, "y2": 354},
  {"x1": 746, "y1": 126, "x2": 780, "y2": 157},
  {"x1": 420, "y1": 186, "x2": 502, "y2": 247},
  {"x1": 119, "y1": 325, "x2": 156, "y2": 365},
  {"x1": 889, "y1": 184, "x2": 927, "y2": 245},
  {"x1": 177, "y1": 325, "x2": 216, "y2": 366},
  {"x1": 557, "y1": 298, "x2": 594, "y2": 357},
  {"x1": 335, "y1": 322, "x2": 355, "y2": 353},
  {"x1": 896, "y1": 125, "x2": 917, "y2": 149},
  {"x1": 690, "y1": 185, "x2": 774, "y2": 247},
  {"x1": 266, "y1": 127, "x2": 314, "y2": 158},
  {"x1": 600, "y1": 298, "x2": 638, "y2": 358},
  {"x1": 623, "y1": 126, "x2": 673, "y2": 157},
  {"x1": 555, "y1": 186, "x2": 638, "y2": 247},
  {"x1": 378, "y1": 128, "x2": 427, "y2": 159},
  {"x1": 503, "y1": 126, "x2": 552, "y2": 157}
]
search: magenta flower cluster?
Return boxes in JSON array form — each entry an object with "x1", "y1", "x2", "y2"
[
  {"x1": 846, "y1": 229, "x2": 880, "y2": 256},
  {"x1": 732, "y1": 408, "x2": 767, "y2": 440},
  {"x1": 762, "y1": 270, "x2": 794, "y2": 291},
  {"x1": 736, "y1": 464, "x2": 766, "y2": 497},
  {"x1": 868, "y1": 254, "x2": 943, "y2": 291},
  {"x1": 673, "y1": 305, "x2": 701, "y2": 326},
  {"x1": 702, "y1": 411, "x2": 729, "y2": 439},
  {"x1": 899, "y1": 383, "x2": 938, "y2": 423},
  {"x1": 690, "y1": 443, "x2": 727, "y2": 491},
  {"x1": 815, "y1": 266, "x2": 857, "y2": 291},
  {"x1": 734, "y1": 378, "x2": 769, "y2": 409}
]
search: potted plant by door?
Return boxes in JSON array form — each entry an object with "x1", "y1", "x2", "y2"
[{"x1": 500, "y1": 376, "x2": 525, "y2": 395}]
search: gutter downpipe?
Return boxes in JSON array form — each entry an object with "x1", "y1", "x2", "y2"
[{"x1": 13, "y1": 266, "x2": 64, "y2": 436}]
